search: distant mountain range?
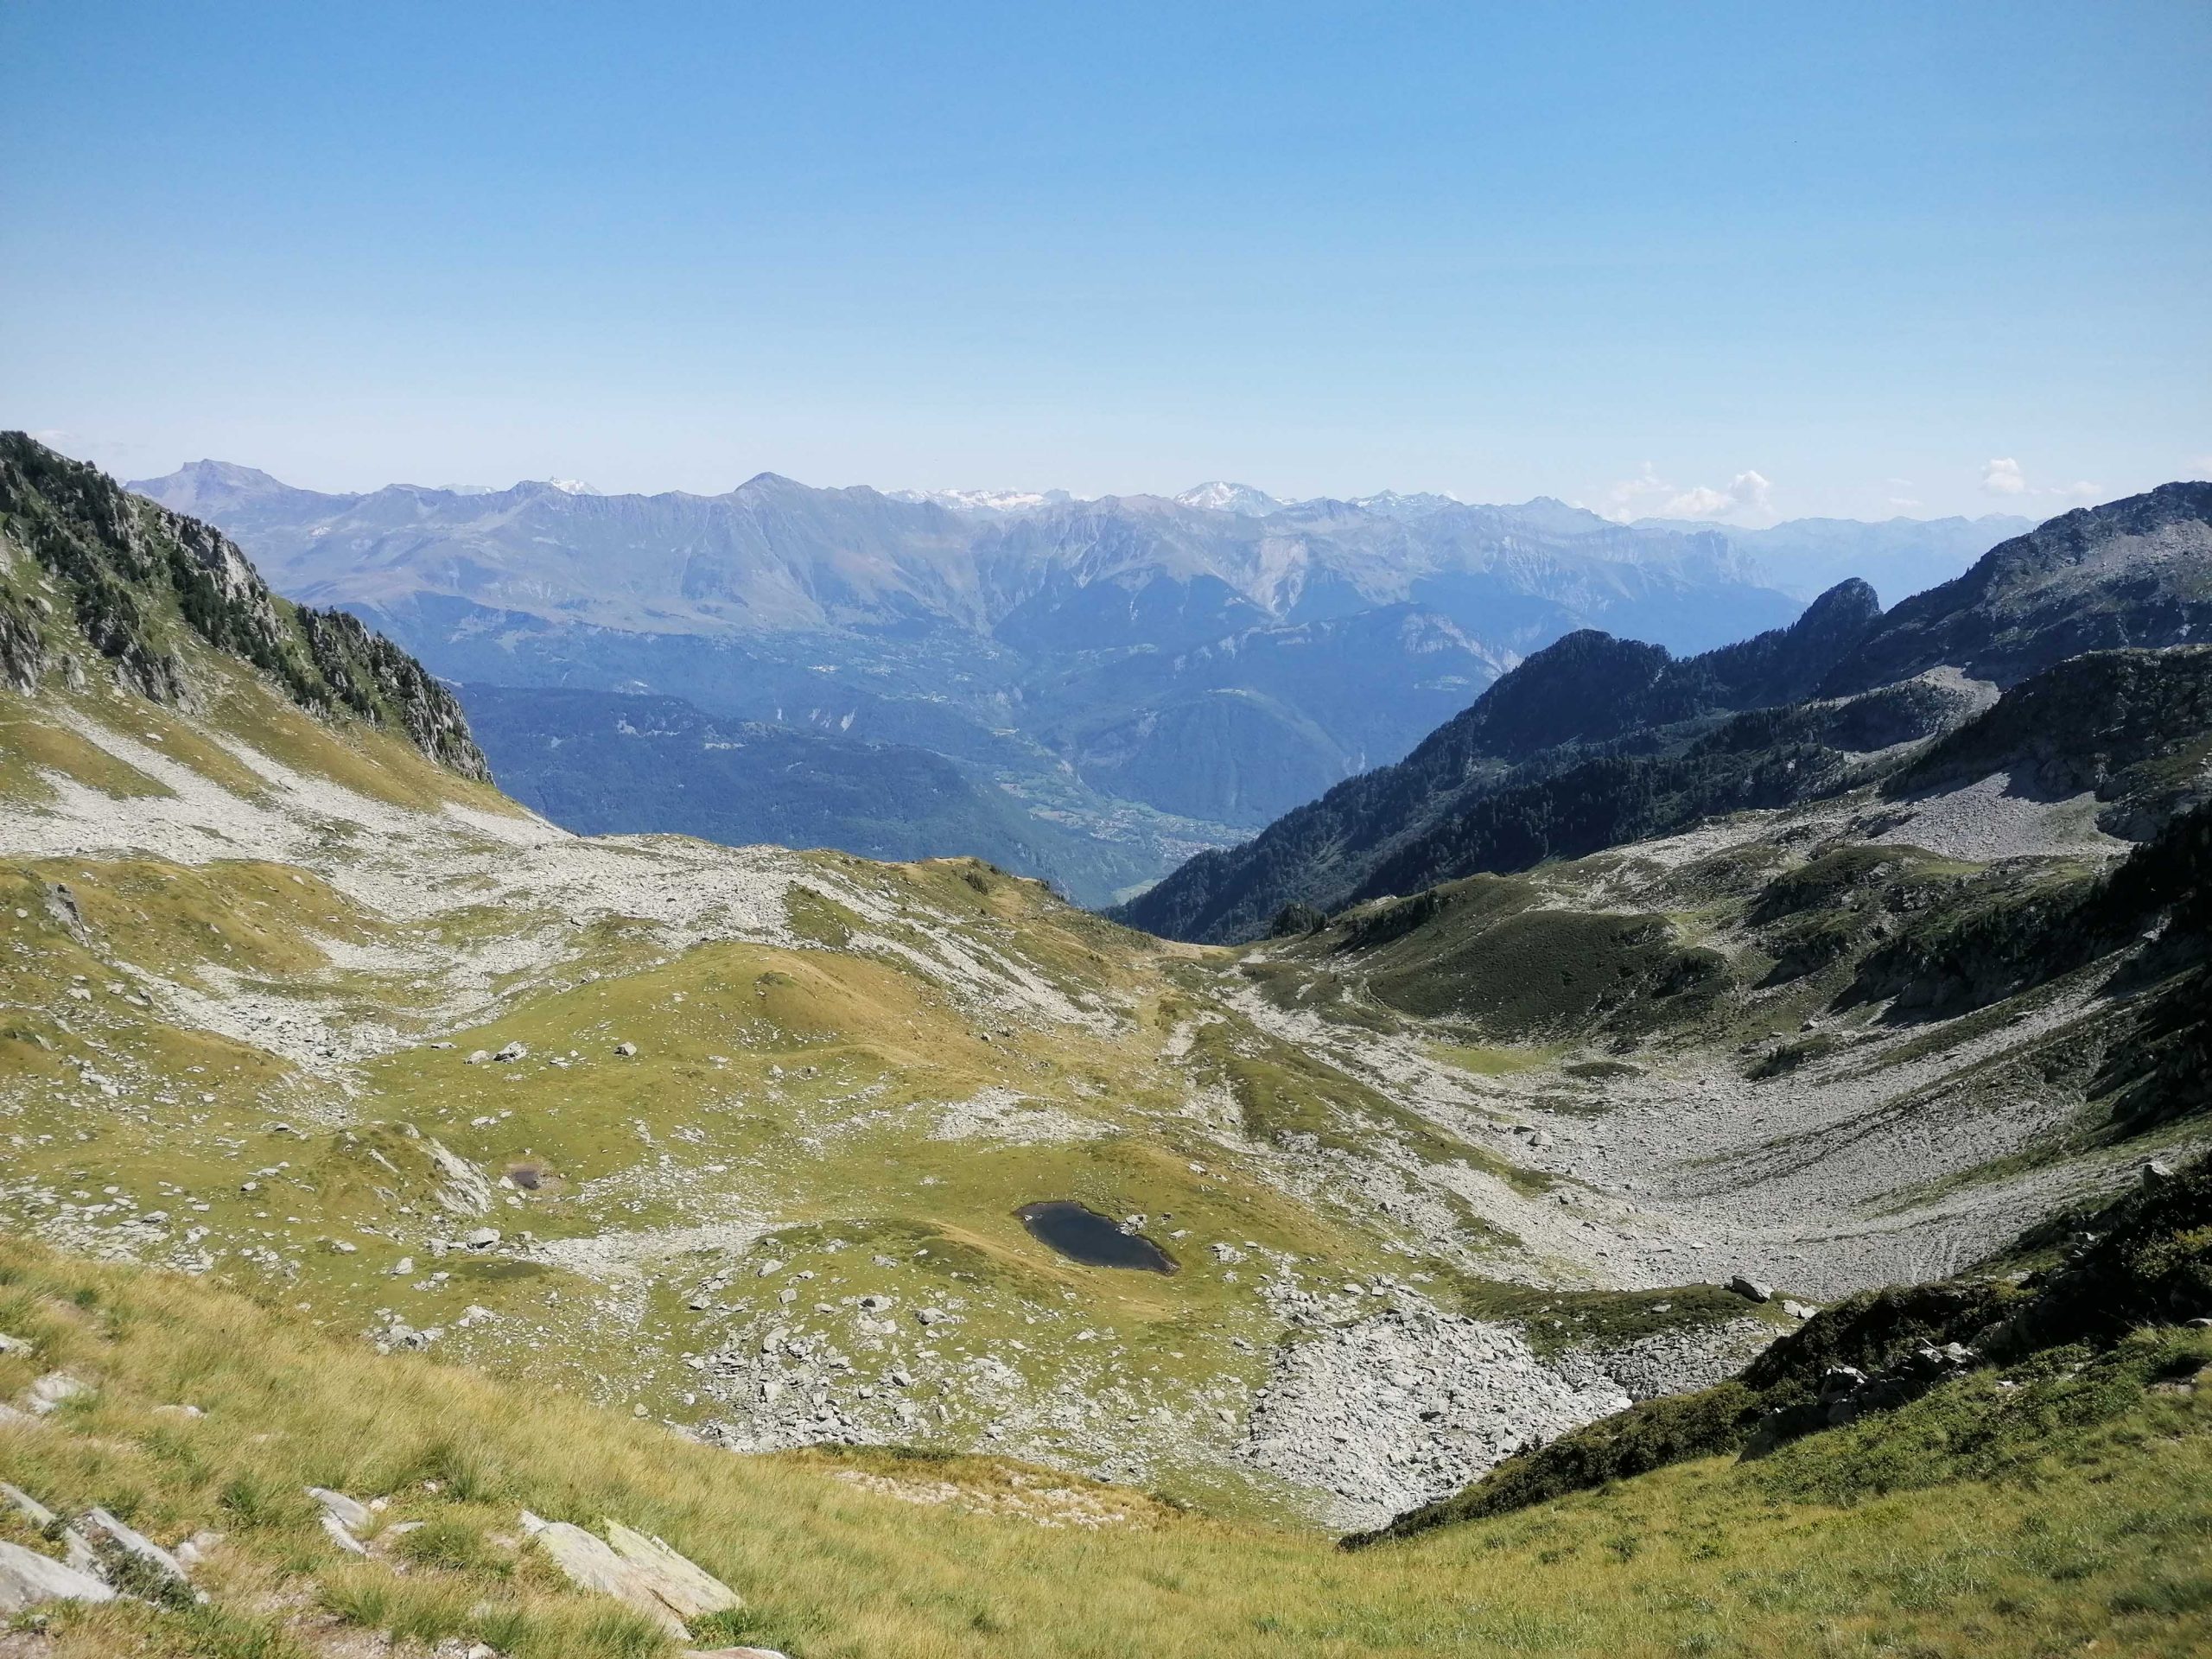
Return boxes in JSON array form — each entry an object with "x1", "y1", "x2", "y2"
[
  {"x1": 127, "y1": 459, "x2": 2028, "y2": 901},
  {"x1": 1118, "y1": 484, "x2": 2212, "y2": 942}
]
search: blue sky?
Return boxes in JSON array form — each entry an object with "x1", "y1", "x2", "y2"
[{"x1": 5, "y1": 1, "x2": 2208, "y2": 520}]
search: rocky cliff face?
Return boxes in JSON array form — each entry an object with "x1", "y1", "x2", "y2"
[{"x1": 0, "y1": 432, "x2": 488, "y2": 780}]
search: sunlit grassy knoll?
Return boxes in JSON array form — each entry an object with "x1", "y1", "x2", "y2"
[
  {"x1": 1431, "y1": 1272, "x2": 1795, "y2": 1357},
  {"x1": 3, "y1": 1240, "x2": 2209, "y2": 1658},
  {"x1": 1192, "y1": 1020, "x2": 1550, "y2": 1201},
  {"x1": 201, "y1": 664, "x2": 519, "y2": 817},
  {"x1": 1427, "y1": 1040, "x2": 1558, "y2": 1077},
  {"x1": 0, "y1": 700, "x2": 173, "y2": 803},
  {"x1": 18, "y1": 855, "x2": 369, "y2": 982}
]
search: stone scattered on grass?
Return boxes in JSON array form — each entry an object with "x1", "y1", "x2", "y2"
[
  {"x1": 1727, "y1": 1276, "x2": 1773, "y2": 1304},
  {"x1": 0, "y1": 1539, "x2": 115, "y2": 1614},
  {"x1": 604, "y1": 1520, "x2": 744, "y2": 1619},
  {"x1": 521, "y1": 1510, "x2": 741, "y2": 1637},
  {"x1": 78, "y1": 1506, "x2": 195, "y2": 1604},
  {"x1": 173, "y1": 1530, "x2": 224, "y2": 1570},
  {"x1": 307, "y1": 1487, "x2": 373, "y2": 1530},
  {"x1": 26, "y1": 1371, "x2": 91, "y2": 1414}
]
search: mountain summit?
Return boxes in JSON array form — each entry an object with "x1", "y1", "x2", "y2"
[{"x1": 1173, "y1": 480, "x2": 1286, "y2": 516}]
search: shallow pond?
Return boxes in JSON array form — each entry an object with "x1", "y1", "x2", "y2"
[{"x1": 1016, "y1": 1200, "x2": 1178, "y2": 1274}]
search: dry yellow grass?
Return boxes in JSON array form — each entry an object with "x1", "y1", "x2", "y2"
[{"x1": 3, "y1": 1239, "x2": 2209, "y2": 1659}]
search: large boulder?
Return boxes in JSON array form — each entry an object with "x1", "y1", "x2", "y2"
[
  {"x1": 521, "y1": 1511, "x2": 741, "y2": 1637},
  {"x1": 26, "y1": 1371, "x2": 92, "y2": 1414},
  {"x1": 78, "y1": 1507, "x2": 194, "y2": 1605},
  {"x1": 605, "y1": 1520, "x2": 745, "y2": 1620},
  {"x1": 0, "y1": 1539, "x2": 115, "y2": 1613}
]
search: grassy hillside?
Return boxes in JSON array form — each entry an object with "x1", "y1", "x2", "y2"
[
  {"x1": 8, "y1": 439, "x2": 2212, "y2": 1654},
  {"x1": 4, "y1": 1235, "x2": 2209, "y2": 1659},
  {"x1": 8, "y1": 563, "x2": 2209, "y2": 1530},
  {"x1": 0, "y1": 619, "x2": 1576, "y2": 1526}
]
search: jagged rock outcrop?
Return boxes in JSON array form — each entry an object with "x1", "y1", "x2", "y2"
[{"x1": 0, "y1": 431, "x2": 489, "y2": 779}]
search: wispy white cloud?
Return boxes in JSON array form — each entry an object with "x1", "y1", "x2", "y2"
[
  {"x1": 1602, "y1": 462, "x2": 1774, "y2": 524},
  {"x1": 1983, "y1": 456, "x2": 2099, "y2": 502}
]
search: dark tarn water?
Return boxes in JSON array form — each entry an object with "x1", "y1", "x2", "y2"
[{"x1": 1016, "y1": 1201, "x2": 1179, "y2": 1274}]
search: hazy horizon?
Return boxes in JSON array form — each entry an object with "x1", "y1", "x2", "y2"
[{"x1": 105, "y1": 449, "x2": 2066, "y2": 533}]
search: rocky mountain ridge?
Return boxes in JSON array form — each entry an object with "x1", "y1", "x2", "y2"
[
  {"x1": 126, "y1": 455, "x2": 2037, "y2": 899},
  {"x1": 3, "y1": 433, "x2": 486, "y2": 779},
  {"x1": 1122, "y1": 486, "x2": 2212, "y2": 944}
]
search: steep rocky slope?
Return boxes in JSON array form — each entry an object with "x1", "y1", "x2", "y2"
[
  {"x1": 1124, "y1": 486, "x2": 2212, "y2": 944},
  {"x1": 1115, "y1": 577, "x2": 1891, "y2": 941},
  {"x1": 2, "y1": 435, "x2": 485, "y2": 780}
]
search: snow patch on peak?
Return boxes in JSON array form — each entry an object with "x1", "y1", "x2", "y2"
[
  {"x1": 886, "y1": 486, "x2": 1080, "y2": 514},
  {"x1": 1174, "y1": 481, "x2": 1284, "y2": 517},
  {"x1": 1347, "y1": 490, "x2": 1465, "y2": 521}
]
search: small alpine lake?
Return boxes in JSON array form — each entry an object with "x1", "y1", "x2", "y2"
[{"x1": 1015, "y1": 1200, "x2": 1179, "y2": 1274}]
